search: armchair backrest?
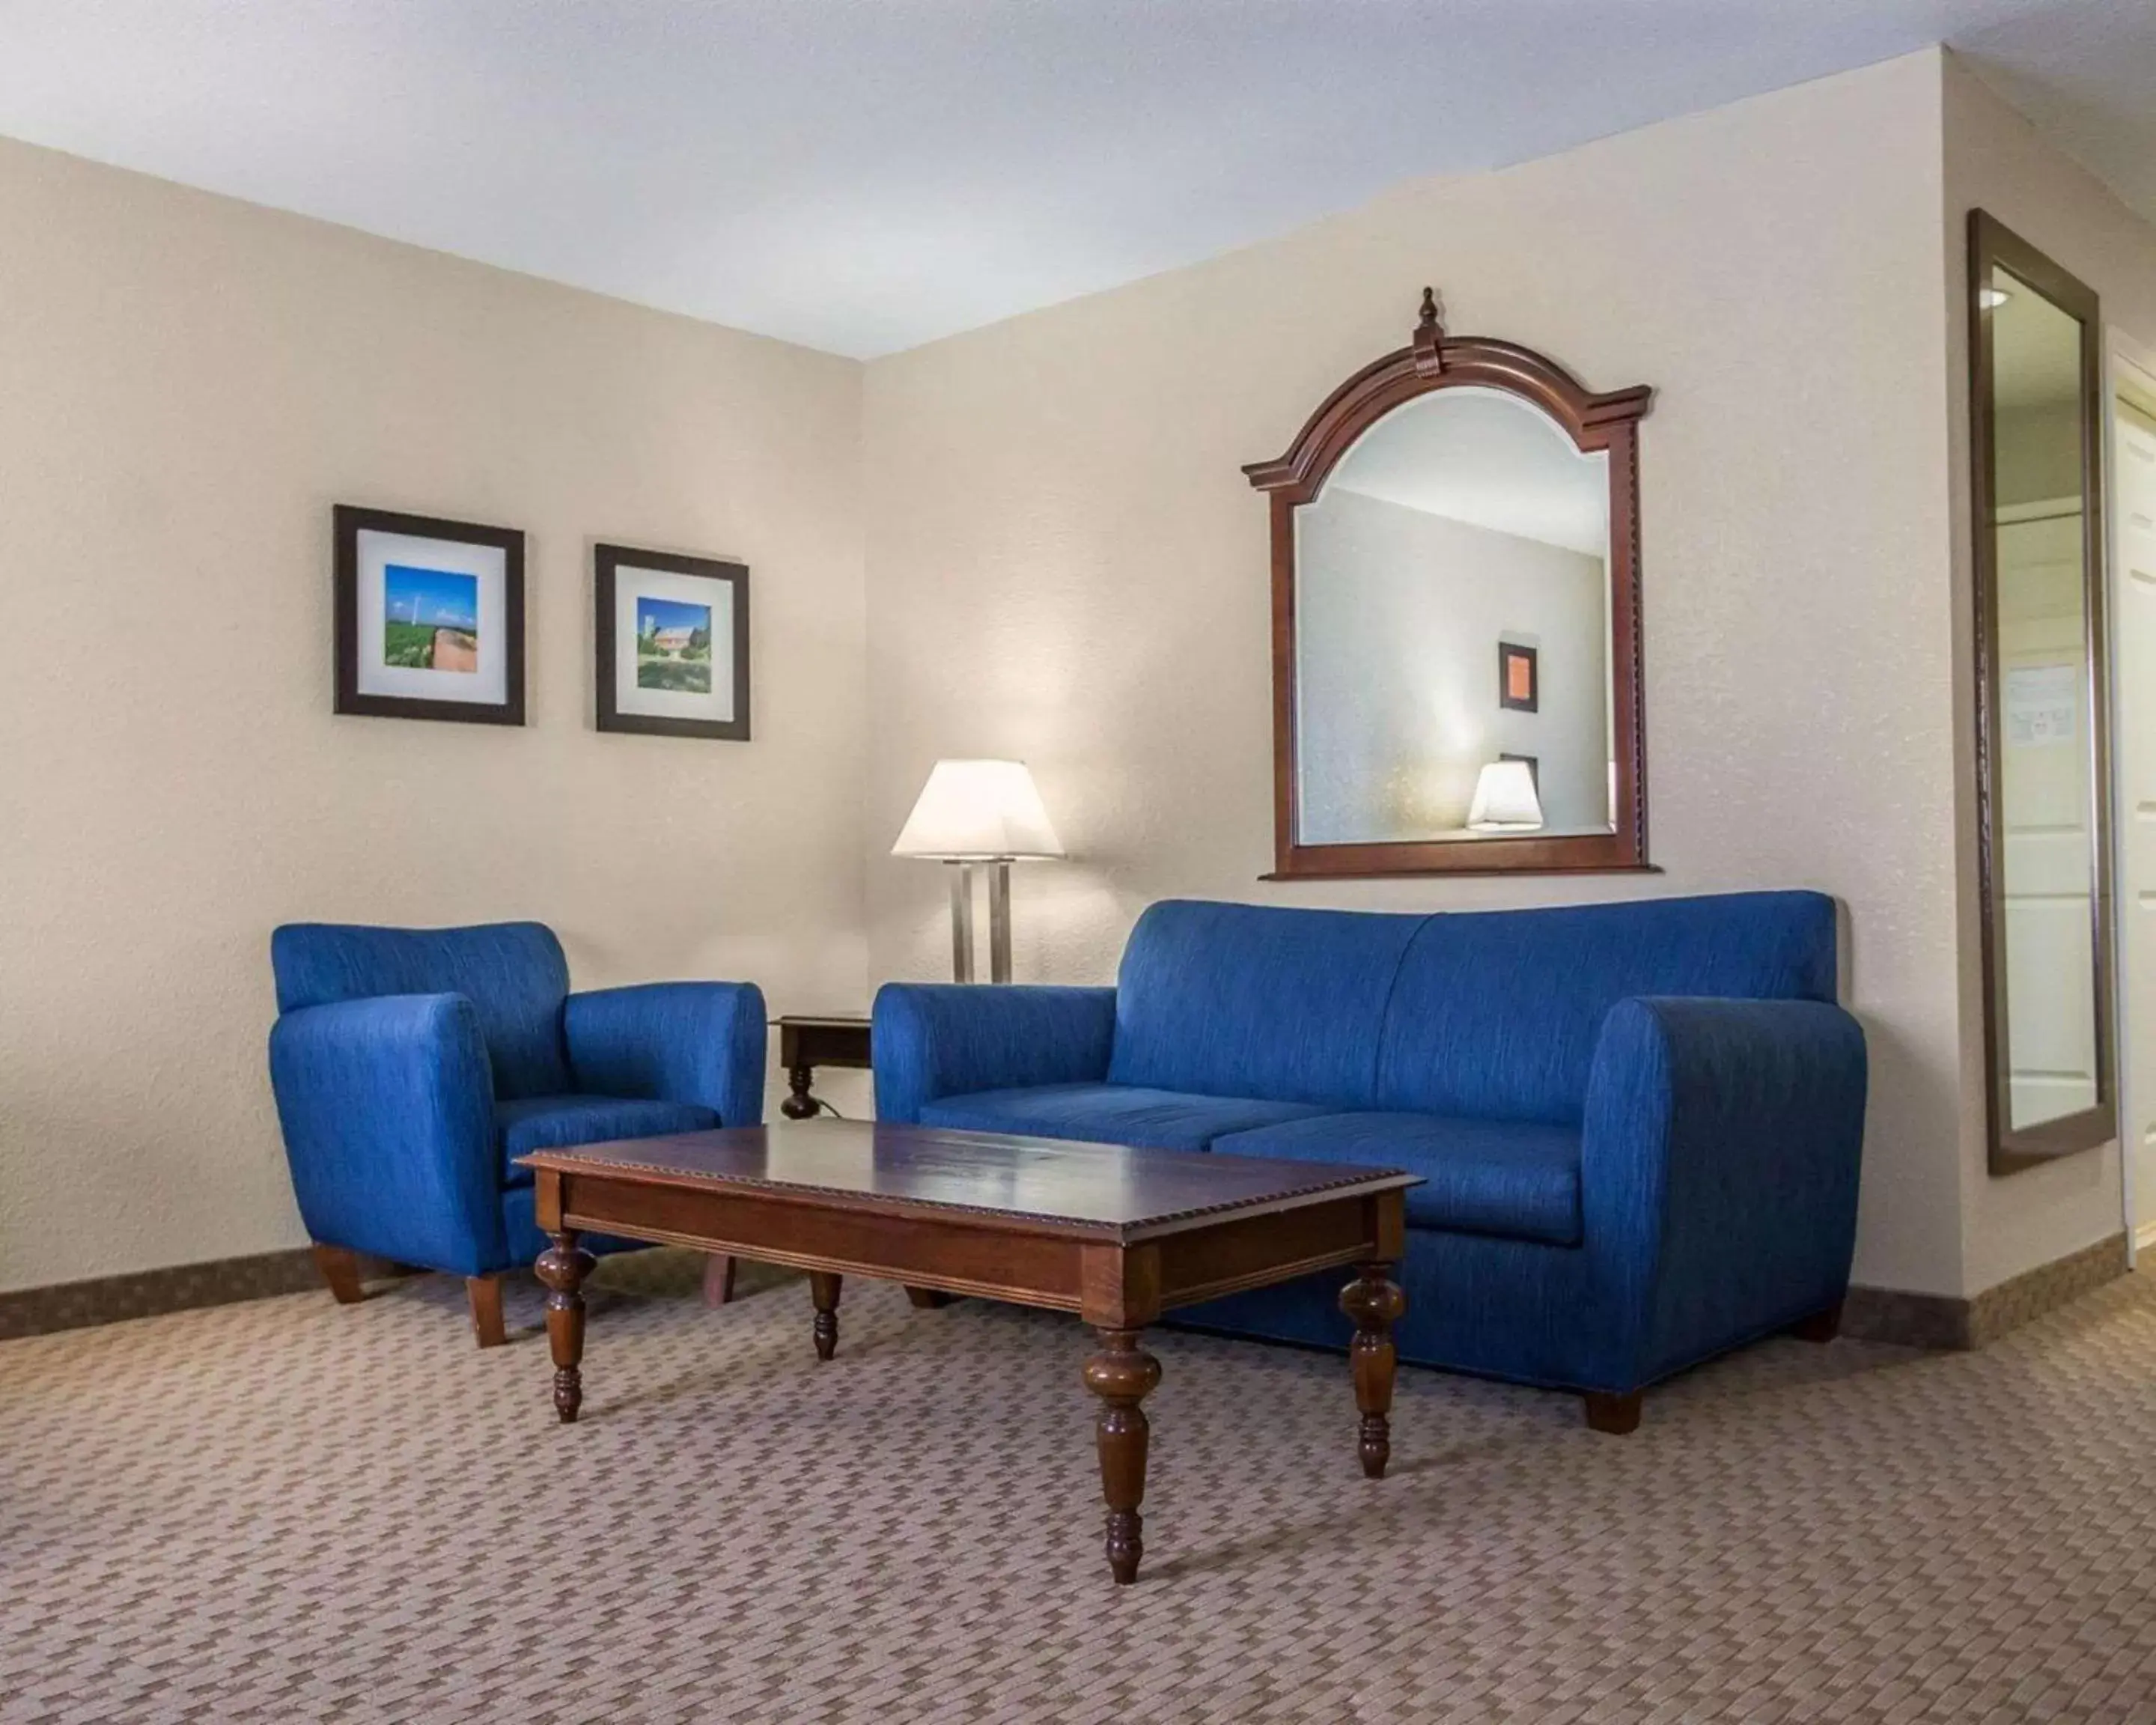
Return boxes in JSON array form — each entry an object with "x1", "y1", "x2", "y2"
[
  {"x1": 270, "y1": 921, "x2": 573, "y2": 1100},
  {"x1": 1106, "y1": 892, "x2": 1839, "y2": 1123}
]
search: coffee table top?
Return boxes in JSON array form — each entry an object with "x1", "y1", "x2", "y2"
[{"x1": 518, "y1": 1119, "x2": 1419, "y2": 1243}]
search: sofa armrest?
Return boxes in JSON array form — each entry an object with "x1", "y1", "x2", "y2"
[
  {"x1": 267, "y1": 993, "x2": 504, "y2": 1275},
  {"x1": 872, "y1": 983, "x2": 1117, "y2": 1122},
  {"x1": 564, "y1": 981, "x2": 768, "y2": 1127},
  {"x1": 1581, "y1": 996, "x2": 1868, "y2": 1384}
]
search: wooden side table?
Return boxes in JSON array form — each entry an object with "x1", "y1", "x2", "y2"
[
  {"x1": 703, "y1": 1013, "x2": 874, "y2": 1308},
  {"x1": 776, "y1": 1014, "x2": 873, "y2": 1119}
]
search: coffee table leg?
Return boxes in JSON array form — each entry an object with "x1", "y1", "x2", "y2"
[
  {"x1": 1082, "y1": 1328, "x2": 1163, "y2": 1585},
  {"x1": 535, "y1": 1229, "x2": 596, "y2": 1424},
  {"x1": 810, "y1": 1271, "x2": 842, "y2": 1360},
  {"x1": 1339, "y1": 1262, "x2": 1405, "y2": 1478}
]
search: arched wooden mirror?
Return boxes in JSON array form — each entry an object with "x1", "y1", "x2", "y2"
[{"x1": 1246, "y1": 290, "x2": 1652, "y2": 877}]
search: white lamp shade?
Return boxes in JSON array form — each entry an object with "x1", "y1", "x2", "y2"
[
  {"x1": 1467, "y1": 759, "x2": 1544, "y2": 832},
  {"x1": 892, "y1": 759, "x2": 1065, "y2": 860}
]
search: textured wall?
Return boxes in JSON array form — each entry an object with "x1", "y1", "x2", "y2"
[
  {"x1": 0, "y1": 137, "x2": 870, "y2": 1292},
  {"x1": 864, "y1": 52, "x2": 1970, "y2": 1295},
  {"x1": 1941, "y1": 57, "x2": 2156, "y2": 1292}
]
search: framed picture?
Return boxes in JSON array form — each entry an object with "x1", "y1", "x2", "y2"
[
  {"x1": 594, "y1": 544, "x2": 751, "y2": 740},
  {"x1": 334, "y1": 505, "x2": 524, "y2": 725},
  {"x1": 1498, "y1": 641, "x2": 1539, "y2": 713}
]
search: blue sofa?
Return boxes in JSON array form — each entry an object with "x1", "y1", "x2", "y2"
[
  {"x1": 874, "y1": 892, "x2": 1866, "y2": 1429},
  {"x1": 268, "y1": 921, "x2": 765, "y2": 1345}
]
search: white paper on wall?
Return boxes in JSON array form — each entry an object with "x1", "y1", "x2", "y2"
[{"x1": 2004, "y1": 664, "x2": 2078, "y2": 748}]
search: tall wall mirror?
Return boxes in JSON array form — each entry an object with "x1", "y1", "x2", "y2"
[
  {"x1": 1969, "y1": 211, "x2": 2117, "y2": 1173},
  {"x1": 1246, "y1": 290, "x2": 1652, "y2": 877}
]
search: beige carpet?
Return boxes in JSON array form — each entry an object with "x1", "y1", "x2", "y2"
[{"x1": 5, "y1": 1254, "x2": 2156, "y2": 1724}]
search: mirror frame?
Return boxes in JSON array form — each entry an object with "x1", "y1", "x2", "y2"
[
  {"x1": 1967, "y1": 211, "x2": 2118, "y2": 1174},
  {"x1": 1245, "y1": 290, "x2": 1654, "y2": 878}
]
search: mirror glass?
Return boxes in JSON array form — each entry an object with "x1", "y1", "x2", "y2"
[
  {"x1": 1985, "y1": 259, "x2": 2102, "y2": 1136},
  {"x1": 1293, "y1": 386, "x2": 1613, "y2": 846}
]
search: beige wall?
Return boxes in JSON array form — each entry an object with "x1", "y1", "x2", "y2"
[
  {"x1": 864, "y1": 52, "x2": 1969, "y2": 1295},
  {"x1": 0, "y1": 137, "x2": 871, "y2": 1292},
  {"x1": 1942, "y1": 56, "x2": 2156, "y2": 1293}
]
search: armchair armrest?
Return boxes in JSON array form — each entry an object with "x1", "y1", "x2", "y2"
[
  {"x1": 1582, "y1": 997, "x2": 1867, "y2": 1385},
  {"x1": 872, "y1": 983, "x2": 1117, "y2": 1122},
  {"x1": 267, "y1": 993, "x2": 503, "y2": 1275},
  {"x1": 564, "y1": 981, "x2": 768, "y2": 1127}
]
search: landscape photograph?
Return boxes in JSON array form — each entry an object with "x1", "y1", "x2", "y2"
[
  {"x1": 636, "y1": 594, "x2": 713, "y2": 693},
  {"x1": 383, "y1": 565, "x2": 480, "y2": 672}
]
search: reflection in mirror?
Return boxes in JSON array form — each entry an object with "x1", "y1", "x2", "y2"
[
  {"x1": 1294, "y1": 387, "x2": 1613, "y2": 846},
  {"x1": 1970, "y1": 211, "x2": 2115, "y2": 1169},
  {"x1": 1992, "y1": 270, "x2": 2094, "y2": 1132}
]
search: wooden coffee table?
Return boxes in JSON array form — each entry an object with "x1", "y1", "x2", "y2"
[{"x1": 518, "y1": 1119, "x2": 1419, "y2": 1584}]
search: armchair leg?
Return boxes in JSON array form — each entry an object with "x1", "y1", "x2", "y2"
[
  {"x1": 311, "y1": 1244, "x2": 365, "y2": 1306},
  {"x1": 905, "y1": 1286, "x2": 953, "y2": 1309},
  {"x1": 466, "y1": 1276, "x2": 507, "y2": 1348},
  {"x1": 703, "y1": 1254, "x2": 738, "y2": 1308},
  {"x1": 1787, "y1": 1299, "x2": 1844, "y2": 1344},
  {"x1": 1583, "y1": 1390, "x2": 1643, "y2": 1435}
]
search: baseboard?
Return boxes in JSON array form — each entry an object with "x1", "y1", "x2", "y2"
[
  {"x1": 1843, "y1": 1232, "x2": 2130, "y2": 1351},
  {"x1": 0, "y1": 1247, "x2": 362, "y2": 1342},
  {"x1": 1841, "y1": 1283, "x2": 1970, "y2": 1350}
]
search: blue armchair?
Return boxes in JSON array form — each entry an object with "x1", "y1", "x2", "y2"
[
  {"x1": 874, "y1": 893, "x2": 1867, "y2": 1431},
  {"x1": 268, "y1": 921, "x2": 765, "y2": 1345}
]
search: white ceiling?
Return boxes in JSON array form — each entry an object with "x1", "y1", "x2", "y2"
[{"x1": 0, "y1": 1, "x2": 2152, "y2": 359}]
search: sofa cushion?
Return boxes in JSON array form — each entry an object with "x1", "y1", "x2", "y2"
[
  {"x1": 919, "y1": 1083, "x2": 1334, "y2": 1153},
  {"x1": 1376, "y1": 891, "x2": 1838, "y2": 1125},
  {"x1": 1106, "y1": 901, "x2": 1425, "y2": 1109},
  {"x1": 271, "y1": 921, "x2": 573, "y2": 1100},
  {"x1": 1211, "y1": 1111, "x2": 1583, "y2": 1246},
  {"x1": 496, "y1": 1093, "x2": 719, "y2": 1187}
]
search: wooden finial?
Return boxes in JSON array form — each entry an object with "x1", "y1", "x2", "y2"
[{"x1": 1413, "y1": 285, "x2": 1446, "y2": 377}]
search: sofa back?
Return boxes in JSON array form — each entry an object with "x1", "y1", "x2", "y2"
[
  {"x1": 270, "y1": 921, "x2": 573, "y2": 1100},
  {"x1": 1106, "y1": 892, "x2": 1838, "y2": 1122},
  {"x1": 1376, "y1": 892, "x2": 1837, "y2": 1124},
  {"x1": 1108, "y1": 901, "x2": 1422, "y2": 1107}
]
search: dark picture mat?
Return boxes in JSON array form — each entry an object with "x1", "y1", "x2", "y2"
[
  {"x1": 332, "y1": 504, "x2": 526, "y2": 725},
  {"x1": 594, "y1": 542, "x2": 752, "y2": 740}
]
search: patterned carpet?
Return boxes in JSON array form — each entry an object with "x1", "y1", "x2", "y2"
[{"x1": 5, "y1": 1254, "x2": 2156, "y2": 1724}]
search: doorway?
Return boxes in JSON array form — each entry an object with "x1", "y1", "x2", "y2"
[{"x1": 2112, "y1": 352, "x2": 2156, "y2": 1251}]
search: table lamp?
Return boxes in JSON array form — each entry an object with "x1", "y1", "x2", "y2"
[
  {"x1": 892, "y1": 759, "x2": 1065, "y2": 982},
  {"x1": 1466, "y1": 758, "x2": 1544, "y2": 833}
]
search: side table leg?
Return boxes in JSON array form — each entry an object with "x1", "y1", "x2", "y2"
[
  {"x1": 1339, "y1": 1262, "x2": 1405, "y2": 1479},
  {"x1": 810, "y1": 1271, "x2": 842, "y2": 1360},
  {"x1": 1082, "y1": 1328, "x2": 1163, "y2": 1585},
  {"x1": 535, "y1": 1230, "x2": 596, "y2": 1424},
  {"x1": 780, "y1": 1064, "x2": 820, "y2": 1119}
]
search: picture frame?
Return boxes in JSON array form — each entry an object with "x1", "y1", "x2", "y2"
[
  {"x1": 594, "y1": 544, "x2": 751, "y2": 740},
  {"x1": 334, "y1": 505, "x2": 525, "y2": 725},
  {"x1": 1498, "y1": 641, "x2": 1539, "y2": 713}
]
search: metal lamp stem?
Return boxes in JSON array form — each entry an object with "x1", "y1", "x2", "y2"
[
  {"x1": 987, "y1": 860, "x2": 1013, "y2": 985},
  {"x1": 948, "y1": 861, "x2": 976, "y2": 984}
]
